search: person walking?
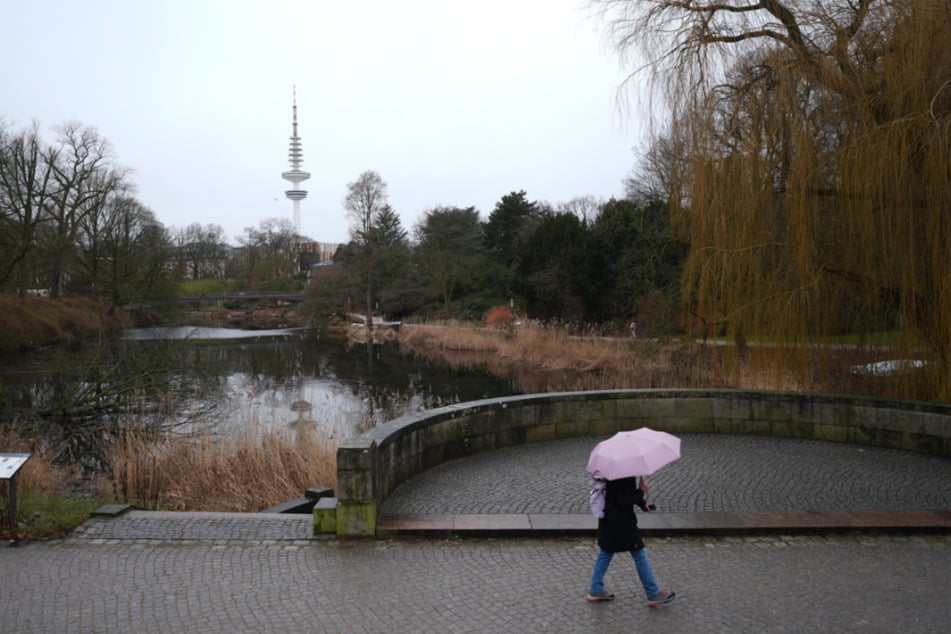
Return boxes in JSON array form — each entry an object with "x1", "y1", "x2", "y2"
[{"x1": 586, "y1": 475, "x2": 676, "y2": 606}]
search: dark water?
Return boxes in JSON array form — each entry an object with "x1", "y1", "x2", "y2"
[
  {"x1": 0, "y1": 328, "x2": 519, "y2": 444},
  {"x1": 159, "y1": 328, "x2": 519, "y2": 438}
]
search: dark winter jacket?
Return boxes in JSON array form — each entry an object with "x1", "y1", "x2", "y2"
[{"x1": 596, "y1": 477, "x2": 650, "y2": 553}]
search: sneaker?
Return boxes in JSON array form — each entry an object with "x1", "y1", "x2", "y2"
[
  {"x1": 647, "y1": 590, "x2": 676, "y2": 607},
  {"x1": 586, "y1": 590, "x2": 615, "y2": 603}
]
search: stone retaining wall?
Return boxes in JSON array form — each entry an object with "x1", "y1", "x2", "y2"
[{"x1": 327, "y1": 389, "x2": 951, "y2": 537}]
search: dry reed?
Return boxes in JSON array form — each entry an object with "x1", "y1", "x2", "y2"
[
  {"x1": 399, "y1": 321, "x2": 874, "y2": 395},
  {"x1": 110, "y1": 424, "x2": 337, "y2": 512},
  {"x1": 0, "y1": 425, "x2": 77, "y2": 498},
  {"x1": 400, "y1": 321, "x2": 690, "y2": 390}
]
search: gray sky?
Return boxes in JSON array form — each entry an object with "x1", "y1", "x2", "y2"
[{"x1": 4, "y1": 0, "x2": 647, "y2": 245}]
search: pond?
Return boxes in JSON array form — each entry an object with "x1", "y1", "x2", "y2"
[
  {"x1": 134, "y1": 327, "x2": 520, "y2": 439},
  {"x1": 0, "y1": 327, "x2": 520, "y2": 461}
]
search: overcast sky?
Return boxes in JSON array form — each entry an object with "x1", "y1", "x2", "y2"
[{"x1": 3, "y1": 0, "x2": 648, "y2": 245}]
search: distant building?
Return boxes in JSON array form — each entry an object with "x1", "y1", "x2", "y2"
[{"x1": 296, "y1": 241, "x2": 339, "y2": 273}]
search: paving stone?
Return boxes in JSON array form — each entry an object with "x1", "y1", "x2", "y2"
[
  {"x1": 1, "y1": 433, "x2": 948, "y2": 632},
  {"x1": 381, "y1": 434, "x2": 951, "y2": 515},
  {"x1": 1, "y1": 535, "x2": 948, "y2": 632}
]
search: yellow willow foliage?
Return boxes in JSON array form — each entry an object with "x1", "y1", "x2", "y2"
[{"x1": 672, "y1": 0, "x2": 950, "y2": 400}]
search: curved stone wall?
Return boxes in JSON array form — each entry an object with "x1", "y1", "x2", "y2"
[{"x1": 330, "y1": 389, "x2": 951, "y2": 536}]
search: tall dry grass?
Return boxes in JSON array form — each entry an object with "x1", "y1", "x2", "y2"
[
  {"x1": 0, "y1": 424, "x2": 111, "y2": 540},
  {"x1": 399, "y1": 321, "x2": 872, "y2": 395},
  {"x1": 0, "y1": 425, "x2": 77, "y2": 498},
  {"x1": 400, "y1": 321, "x2": 692, "y2": 391},
  {"x1": 110, "y1": 424, "x2": 336, "y2": 512}
]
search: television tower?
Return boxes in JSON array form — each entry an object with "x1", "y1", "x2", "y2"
[{"x1": 282, "y1": 86, "x2": 310, "y2": 233}]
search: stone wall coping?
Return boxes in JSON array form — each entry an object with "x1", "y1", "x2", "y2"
[
  {"x1": 340, "y1": 389, "x2": 951, "y2": 452},
  {"x1": 330, "y1": 389, "x2": 951, "y2": 537}
]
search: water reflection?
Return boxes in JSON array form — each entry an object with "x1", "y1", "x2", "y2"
[
  {"x1": 1, "y1": 328, "x2": 519, "y2": 453},
  {"x1": 203, "y1": 330, "x2": 515, "y2": 439},
  {"x1": 125, "y1": 327, "x2": 306, "y2": 341}
]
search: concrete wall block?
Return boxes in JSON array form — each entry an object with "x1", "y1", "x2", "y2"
[
  {"x1": 378, "y1": 443, "x2": 415, "y2": 495},
  {"x1": 729, "y1": 417, "x2": 771, "y2": 436},
  {"x1": 634, "y1": 398, "x2": 675, "y2": 421},
  {"x1": 911, "y1": 434, "x2": 951, "y2": 455},
  {"x1": 452, "y1": 409, "x2": 505, "y2": 437},
  {"x1": 588, "y1": 399, "x2": 619, "y2": 426},
  {"x1": 336, "y1": 468, "x2": 375, "y2": 501},
  {"x1": 770, "y1": 418, "x2": 817, "y2": 440},
  {"x1": 920, "y1": 412, "x2": 951, "y2": 439},
  {"x1": 384, "y1": 432, "x2": 423, "y2": 471},
  {"x1": 811, "y1": 423, "x2": 848, "y2": 444},
  {"x1": 574, "y1": 399, "x2": 613, "y2": 423},
  {"x1": 313, "y1": 497, "x2": 337, "y2": 534},
  {"x1": 335, "y1": 501, "x2": 377, "y2": 538},
  {"x1": 819, "y1": 402, "x2": 853, "y2": 429},
  {"x1": 845, "y1": 406, "x2": 881, "y2": 431},
  {"x1": 548, "y1": 419, "x2": 597, "y2": 439},
  {"x1": 656, "y1": 417, "x2": 711, "y2": 434},
  {"x1": 337, "y1": 440, "x2": 376, "y2": 471},
  {"x1": 750, "y1": 396, "x2": 799, "y2": 424},
  {"x1": 427, "y1": 418, "x2": 464, "y2": 445},
  {"x1": 706, "y1": 396, "x2": 743, "y2": 422},
  {"x1": 879, "y1": 426, "x2": 911, "y2": 450},
  {"x1": 857, "y1": 406, "x2": 933, "y2": 435},
  {"x1": 524, "y1": 423, "x2": 560, "y2": 444}
]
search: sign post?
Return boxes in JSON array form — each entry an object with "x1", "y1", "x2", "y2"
[{"x1": 1, "y1": 454, "x2": 31, "y2": 528}]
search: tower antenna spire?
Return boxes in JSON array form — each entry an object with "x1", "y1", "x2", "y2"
[
  {"x1": 282, "y1": 86, "x2": 310, "y2": 233},
  {"x1": 292, "y1": 85, "x2": 299, "y2": 137}
]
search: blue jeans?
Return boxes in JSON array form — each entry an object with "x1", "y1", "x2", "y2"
[{"x1": 589, "y1": 547, "x2": 660, "y2": 598}]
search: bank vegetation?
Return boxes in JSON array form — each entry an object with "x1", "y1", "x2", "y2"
[{"x1": 399, "y1": 320, "x2": 893, "y2": 398}]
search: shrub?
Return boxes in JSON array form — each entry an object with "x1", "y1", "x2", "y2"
[{"x1": 484, "y1": 306, "x2": 514, "y2": 329}]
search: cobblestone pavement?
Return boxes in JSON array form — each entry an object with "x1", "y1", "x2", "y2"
[
  {"x1": 2, "y1": 532, "x2": 949, "y2": 633},
  {"x1": 2, "y1": 434, "x2": 950, "y2": 633},
  {"x1": 382, "y1": 434, "x2": 951, "y2": 515}
]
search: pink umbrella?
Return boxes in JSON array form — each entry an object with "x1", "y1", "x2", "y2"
[{"x1": 586, "y1": 427, "x2": 681, "y2": 480}]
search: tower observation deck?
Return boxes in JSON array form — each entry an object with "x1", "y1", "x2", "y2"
[{"x1": 282, "y1": 87, "x2": 310, "y2": 233}]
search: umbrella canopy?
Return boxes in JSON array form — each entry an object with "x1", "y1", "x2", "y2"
[{"x1": 586, "y1": 427, "x2": 681, "y2": 480}]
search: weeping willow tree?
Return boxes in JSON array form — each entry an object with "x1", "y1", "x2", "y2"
[{"x1": 599, "y1": 0, "x2": 951, "y2": 400}]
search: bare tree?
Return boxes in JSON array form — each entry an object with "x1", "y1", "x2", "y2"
[
  {"x1": 178, "y1": 222, "x2": 227, "y2": 281},
  {"x1": 237, "y1": 218, "x2": 300, "y2": 287},
  {"x1": 43, "y1": 122, "x2": 126, "y2": 299},
  {"x1": 0, "y1": 121, "x2": 57, "y2": 294},
  {"x1": 557, "y1": 195, "x2": 604, "y2": 225},
  {"x1": 343, "y1": 170, "x2": 389, "y2": 341},
  {"x1": 100, "y1": 196, "x2": 172, "y2": 312},
  {"x1": 626, "y1": 126, "x2": 691, "y2": 208}
]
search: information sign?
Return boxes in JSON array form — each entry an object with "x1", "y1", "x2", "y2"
[
  {"x1": 1, "y1": 454, "x2": 30, "y2": 479},
  {"x1": 1, "y1": 453, "x2": 31, "y2": 528}
]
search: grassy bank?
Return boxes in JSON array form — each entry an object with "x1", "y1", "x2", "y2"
[
  {"x1": 1, "y1": 423, "x2": 337, "y2": 540},
  {"x1": 0, "y1": 293, "x2": 121, "y2": 354},
  {"x1": 399, "y1": 321, "x2": 720, "y2": 389},
  {"x1": 398, "y1": 320, "x2": 885, "y2": 396},
  {"x1": 0, "y1": 427, "x2": 108, "y2": 541}
]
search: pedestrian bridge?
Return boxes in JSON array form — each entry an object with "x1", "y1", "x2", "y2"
[{"x1": 321, "y1": 389, "x2": 951, "y2": 537}]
